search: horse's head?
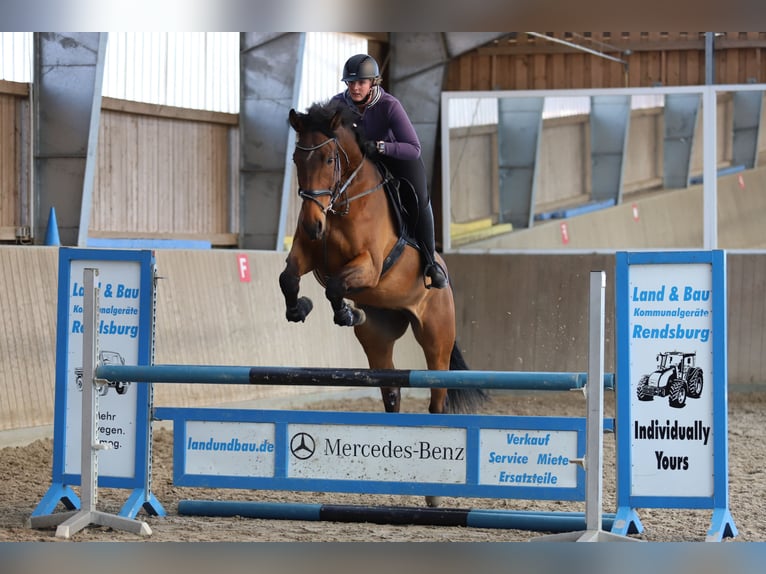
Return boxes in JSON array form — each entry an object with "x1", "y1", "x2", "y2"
[{"x1": 289, "y1": 102, "x2": 364, "y2": 240}]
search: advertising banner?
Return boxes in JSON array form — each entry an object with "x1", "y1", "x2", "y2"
[
  {"x1": 33, "y1": 248, "x2": 162, "y2": 519},
  {"x1": 613, "y1": 250, "x2": 736, "y2": 541}
]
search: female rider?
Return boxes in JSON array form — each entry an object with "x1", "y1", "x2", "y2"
[{"x1": 331, "y1": 54, "x2": 448, "y2": 289}]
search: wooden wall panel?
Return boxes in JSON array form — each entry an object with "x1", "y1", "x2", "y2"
[
  {"x1": 0, "y1": 246, "x2": 59, "y2": 431},
  {"x1": 727, "y1": 254, "x2": 766, "y2": 384},
  {"x1": 448, "y1": 126, "x2": 496, "y2": 223},
  {"x1": 0, "y1": 83, "x2": 30, "y2": 242},
  {"x1": 91, "y1": 103, "x2": 236, "y2": 244},
  {"x1": 623, "y1": 110, "x2": 662, "y2": 191},
  {"x1": 537, "y1": 118, "x2": 588, "y2": 206},
  {"x1": 446, "y1": 32, "x2": 766, "y2": 91},
  {"x1": 689, "y1": 97, "x2": 733, "y2": 177},
  {"x1": 0, "y1": 95, "x2": 17, "y2": 235}
]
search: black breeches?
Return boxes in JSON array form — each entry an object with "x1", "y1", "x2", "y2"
[
  {"x1": 382, "y1": 156, "x2": 435, "y2": 256},
  {"x1": 383, "y1": 156, "x2": 429, "y2": 208}
]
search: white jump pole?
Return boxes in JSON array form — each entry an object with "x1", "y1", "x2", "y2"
[{"x1": 532, "y1": 271, "x2": 639, "y2": 542}]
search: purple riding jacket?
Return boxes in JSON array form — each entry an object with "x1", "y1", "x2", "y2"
[{"x1": 331, "y1": 86, "x2": 421, "y2": 161}]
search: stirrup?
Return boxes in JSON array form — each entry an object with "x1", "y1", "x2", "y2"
[{"x1": 424, "y1": 262, "x2": 448, "y2": 289}]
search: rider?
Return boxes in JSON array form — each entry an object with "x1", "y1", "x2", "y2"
[{"x1": 332, "y1": 53, "x2": 448, "y2": 289}]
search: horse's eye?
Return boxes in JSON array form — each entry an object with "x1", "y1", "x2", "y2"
[{"x1": 326, "y1": 156, "x2": 334, "y2": 165}]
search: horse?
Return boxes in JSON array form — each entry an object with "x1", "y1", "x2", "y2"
[{"x1": 280, "y1": 100, "x2": 487, "y2": 417}]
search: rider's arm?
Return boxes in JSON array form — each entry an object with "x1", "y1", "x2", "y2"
[{"x1": 378, "y1": 98, "x2": 421, "y2": 161}]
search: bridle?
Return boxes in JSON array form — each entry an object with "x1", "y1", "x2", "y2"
[{"x1": 294, "y1": 135, "x2": 386, "y2": 216}]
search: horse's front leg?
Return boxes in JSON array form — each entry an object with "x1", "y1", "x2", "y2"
[
  {"x1": 279, "y1": 250, "x2": 314, "y2": 323},
  {"x1": 325, "y1": 251, "x2": 378, "y2": 327}
]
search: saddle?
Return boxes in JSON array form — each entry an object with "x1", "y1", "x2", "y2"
[{"x1": 373, "y1": 161, "x2": 420, "y2": 277}]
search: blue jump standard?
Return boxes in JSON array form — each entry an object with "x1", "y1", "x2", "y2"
[
  {"x1": 178, "y1": 500, "x2": 617, "y2": 532},
  {"x1": 96, "y1": 364, "x2": 614, "y2": 391}
]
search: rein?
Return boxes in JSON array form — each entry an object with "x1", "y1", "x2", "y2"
[{"x1": 295, "y1": 136, "x2": 385, "y2": 215}]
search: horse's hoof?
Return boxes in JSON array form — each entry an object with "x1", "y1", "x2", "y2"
[
  {"x1": 333, "y1": 306, "x2": 354, "y2": 326},
  {"x1": 286, "y1": 297, "x2": 313, "y2": 322},
  {"x1": 334, "y1": 304, "x2": 366, "y2": 327},
  {"x1": 425, "y1": 496, "x2": 442, "y2": 508}
]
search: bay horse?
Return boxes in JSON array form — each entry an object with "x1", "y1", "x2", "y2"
[{"x1": 280, "y1": 100, "x2": 487, "y2": 416}]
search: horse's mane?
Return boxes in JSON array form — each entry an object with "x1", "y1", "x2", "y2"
[{"x1": 301, "y1": 100, "x2": 365, "y2": 150}]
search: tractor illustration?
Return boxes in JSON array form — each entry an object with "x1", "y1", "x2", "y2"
[
  {"x1": 74, "y1": 350, "x2": 130, "y2": 396},
  {"x1": 636, "y1": 351, "x2": 704, "y2": 408}
]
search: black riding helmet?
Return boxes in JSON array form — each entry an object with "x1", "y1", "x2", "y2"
[{"x1": 342, "y1": 54, "x2": 380, "y2": 83}]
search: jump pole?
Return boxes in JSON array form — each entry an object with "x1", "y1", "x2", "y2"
[
  {"x1": 95, "y1": 365, "x2": 614, "y2": 392},
  {"x1": 177, "y1": 500, "x2": 617, "y2": 532}
]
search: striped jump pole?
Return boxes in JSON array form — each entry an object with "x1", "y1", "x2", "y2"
[
  {"x1": 178, "y1": 500, "x2": 617, "y2": 533},
  {"x1": 95, "y1": 364, "x2": 614, "y2": 391}
]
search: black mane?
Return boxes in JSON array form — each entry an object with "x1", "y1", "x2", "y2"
[{"x1": 301, "y1": 100, "x2": 365, "y2": 150}]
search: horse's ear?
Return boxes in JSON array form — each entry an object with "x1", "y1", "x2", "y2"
[
  {"x1": 288, "y1": 109, "x2": 302, "y2": 132},
  {"x1": 330, "y1": 110, "x2": 343, "y2": 132}
]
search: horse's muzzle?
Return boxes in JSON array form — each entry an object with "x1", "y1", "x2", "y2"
[
  {"x1": 301, "y1": 215, "x2": 324, "y2": 240},
  {"x1": 299, "y1": 189, "x2": 332, "y2": 240}
]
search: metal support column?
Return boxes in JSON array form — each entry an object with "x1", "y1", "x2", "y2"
[
  {"x1": 702, "y1": 87, "x2": 718, "y2": 249},
  {"x1": 590, "y1": 95, "x2": 630, "y2": 204},
  {"x1": 240, "y1": 32, "x2": 304, "y2": 250},
  {"x1": 33, "y1": 33, "x2": 106, "y2": 245},
  {"x1": 702, "y1": 32, "x2": 718, "y2": 249},
  {"x1": 496, "y1": 97, "x2": 544, "y2": 229},
  {"x1": 732, "y1": 90, "x2": 763, "y2": 169},
  {"x1": 663, "y1": 93, "x2": 701, "y2": 189}
]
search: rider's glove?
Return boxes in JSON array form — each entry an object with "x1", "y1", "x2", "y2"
[{"x1": 363, "y1": 141, "x2": 385, "y2": 157}]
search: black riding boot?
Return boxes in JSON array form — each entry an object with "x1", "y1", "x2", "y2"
[{"x1": 416, "y1": 202, "x2": 448, "y2": 289}]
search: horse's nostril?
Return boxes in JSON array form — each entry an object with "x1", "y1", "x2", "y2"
[{"x1": 302, "y1": 218, "x2": 323, "y2": 240}]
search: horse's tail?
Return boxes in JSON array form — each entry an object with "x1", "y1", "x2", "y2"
[{"x1": 445, "y1": 341, "x2": 490, "y2": 414}]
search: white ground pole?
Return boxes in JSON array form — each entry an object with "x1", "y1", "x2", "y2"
[
  {"x1": 27, "y1": 268, "x2": 151, "y2": 539},
  {"x1": 532, "y1": 271, "x2": 639, "y2": 542}
]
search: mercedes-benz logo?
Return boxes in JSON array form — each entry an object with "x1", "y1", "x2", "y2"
[{"x1": 290, "y1": 432, "x2": 316, "y2": 460}]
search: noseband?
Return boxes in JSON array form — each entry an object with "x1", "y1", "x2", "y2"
[{"x1": 294, "y1": 136, "x2": 381, "y2": 215}]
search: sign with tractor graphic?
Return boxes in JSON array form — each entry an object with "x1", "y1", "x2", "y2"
[
  {"x1": 636, "y1": 351, "x2": 703, "y2": 408},
  {"x1": 613, "y1": 250, "x2": 736, "y2": 542}
]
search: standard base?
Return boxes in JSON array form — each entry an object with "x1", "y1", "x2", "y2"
[
  {"x1": 706, "y1": 507, "x2": 738, "y2": 542},
  {"x1": 530, "y1": 528, "x2": 642, "y2": 542},
  {"x1": 28, "y1": 509, "x2": 151, "y2": 540}
]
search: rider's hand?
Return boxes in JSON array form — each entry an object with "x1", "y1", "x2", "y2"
[{"x1": 362, "y1": 140, "x2": 378, "y2": 157}]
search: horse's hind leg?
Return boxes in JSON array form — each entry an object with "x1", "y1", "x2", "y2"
[
  {"x1": 353, "y1": 310, "x2": 408, "y2": 413},
  {"x1": 409, "y1": 291, "x2": 454, "y2": 510},
  {"x1": 410, "y1": 291, "x2": 456, "y2": 414},
  {"x1": 380, "y1": 386, "x2": 401, "y2": 412}
]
